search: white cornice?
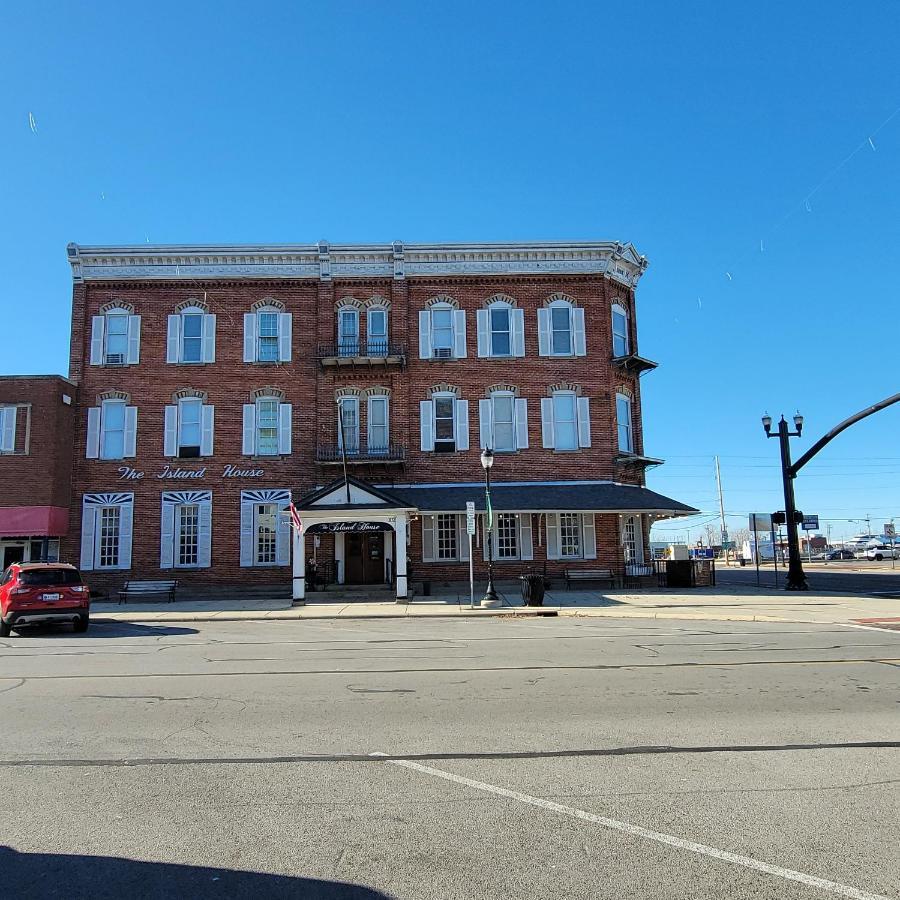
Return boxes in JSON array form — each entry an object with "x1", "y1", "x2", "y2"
[{"x1": 67, "y1": 240, "x2": 648, "y2": 287}]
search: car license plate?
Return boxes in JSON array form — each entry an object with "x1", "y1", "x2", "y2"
[{"x1": 41, "y1": 593, "x2": 61, "y2": 601}]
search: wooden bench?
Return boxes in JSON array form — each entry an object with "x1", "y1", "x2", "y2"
[
  {"x1": 118, "y1": 580, "x2": 177, "y2": 604},
  {"x1": 564, "y1": 568, "x2": 618, "y2": 590}
]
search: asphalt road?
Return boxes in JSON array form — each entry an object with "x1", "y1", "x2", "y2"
[
  {"x1": 718, "y1": 560, "x2": 900, "y2": 595},
  {"x1": 1, "y1": 617, "x2": 898, "y2": 900}
]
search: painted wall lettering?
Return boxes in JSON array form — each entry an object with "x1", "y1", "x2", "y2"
[
  {"x1": 117, "y1": 466, "x2": 144, "y2": 480},
  {"x1": 222, "y1": 465, "x2": 264, "y2": 478},
  {"x1": 157, "y1": 465, "x2": 207, "y2": 480}
]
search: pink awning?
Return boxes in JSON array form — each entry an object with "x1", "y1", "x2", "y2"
[{"x1": 0, "y1": 506, "x2": 69, "y2": 537}]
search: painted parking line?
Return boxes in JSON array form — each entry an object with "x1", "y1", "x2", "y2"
[{"x1": 378, "y1": 755, "x2": 891, "y2": 900}]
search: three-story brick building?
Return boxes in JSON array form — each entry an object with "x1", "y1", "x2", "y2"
[{"x1": 63, "y1": 240, "x2": 695, "y2": 601}]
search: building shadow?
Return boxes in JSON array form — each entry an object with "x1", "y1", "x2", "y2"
[
  {"x1": 8, "y1": 622, "x2": 199, "y2": 639},
  {"x1": 0, "y1": 845, "x2": 395, "y2": 899}
]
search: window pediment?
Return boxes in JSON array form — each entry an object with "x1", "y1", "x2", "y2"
[
  {"x1": 99, "y1": 301, "x2": 134, "y2": 315},
  {"x1": 251, "y1": 387, "x2": 285, "y2": 401},
  {"x1": 251, "y1": 298, "x2": 285, "y2": 312},
  {"x1": 97, "y1": 390, "x2": 129, "y2": 402}
]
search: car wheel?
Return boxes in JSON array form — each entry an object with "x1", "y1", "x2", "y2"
[
  {"x1": 73, "y1": 615, "x2": 89, "y2": 633},
  {"x1": 0, "y1": 620, "x2": 11, "y2": 638},
  {"x1": 874, "y1": 554, "x2": 884, "y2": 562}
]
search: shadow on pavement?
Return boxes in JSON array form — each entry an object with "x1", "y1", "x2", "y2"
[
  {"x1": 717, "y1": 566, "x2": 900, "y2": 595},
  {"x1": 9, "y1": 622, "x2": 199, "y2": 638},
  {"x1": 0, "y1": 845, "x2": 394, "y2": 899}
]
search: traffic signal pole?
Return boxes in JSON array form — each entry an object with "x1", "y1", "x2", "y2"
[{"x1": 775, "y1": 417, "x2": 807, "y2": 591}]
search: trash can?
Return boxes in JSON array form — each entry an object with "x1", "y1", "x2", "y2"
[
  {"x1": 665, "y1": 560, "x2": 693, "y2": 589},
  {"x1": 520, "y1": 574, "x2": 546, "y2": 606},
  {"x1": 422, "y1": 581, "x2": 431, "y2": 596}
]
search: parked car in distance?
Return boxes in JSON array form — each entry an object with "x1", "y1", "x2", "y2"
[
  {"x1": 822, "y1": 549, "x2": 857, "y2": 560},
  {"x1": 0, "y1": 563, "x2": 90, "y2": 637},
  {"x1": 866, "y1": 546, "x2": 900, "y2": 561}
]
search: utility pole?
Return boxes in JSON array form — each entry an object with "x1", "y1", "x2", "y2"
[{"x1": 715, "y1": 455, "x2": 729, "y2": 562}]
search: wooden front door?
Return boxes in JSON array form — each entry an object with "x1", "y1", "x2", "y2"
[{"x1": 344, "y1": 532, "x2": 385, "y2": 584}]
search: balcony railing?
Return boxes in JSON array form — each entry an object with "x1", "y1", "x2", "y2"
[
  {"x1": 316, "y1": 444, "x2": 407, "y2": 465},
  {"x1": 316, "y1": 341, "x2": 406, "y2": 367}
]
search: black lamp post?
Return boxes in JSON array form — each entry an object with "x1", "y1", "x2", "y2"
[
  {"x1": 763, "y1": 413, "x2": 809, "y2": 591},
  {"x1": 480, "y1": 448, "x2": 500, "y2": 608}
]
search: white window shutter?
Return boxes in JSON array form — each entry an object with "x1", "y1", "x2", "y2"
[
  {"x1": 80, "y1": 503, "x2": 96, "y2": 570},
  {"x1": 240, "y1": 498, "x2": 254, "y2": 566},
  {"x1": 276, "y1": 501, "x2": 291, "y2": 566},
  {"x1": 1, "y1": 407, "x2": 16, "y2": 452},
  {"x1": 160, "y1": 499, "x2": 175, "y2": 569},
  {"x1": 163, "y1": 405, "x2": 178, "y2": 457},
  {"x1": 577, "y1": 397, "x2": 591, "y2": 448},
  {"x1": 476, "y1": 309, "x2": 489, "y2": 357},
  {"x1": 198, "y1": 499, "x2": 212, "y2": 568},
  {"x1": 166, "y1": 315, "x2": 181, "y2": 364},
  {"x1": 118, "y1": 501, "x2": 133, "y2": 570},
  {"x1": 202, "y1": 313, "x2": 216, "y2": 363},
  {"x1": 418, "y1": 310, "x2": 431, "y2": 359},
  {"x1": 90, "y1": 316, "x2": 105, "y2": 365},
  {"x1": 279, "y1": 313, "x2": 292, "y2": 362},
  {"x1": 520, "y1": 514, "x2": 533, "y2": 560},
  {"x1": 541, "y1": 398, "x2": 555, "y2": 449},
  {"x1": 458, "y1": 515, "x2": 470, "y2": 561},
  {"x1": 515, "y1": 398, "x2": 529, "y2": 449},
  {"x1": 419, "y1": 400, "x2": 434, "y2": 451},
  {"x1": 537, "y1": 308, "x2": 550, "y2": 356},
  {"x1": 573, "y1": 307, "x2": 586, "y2": 356},
  {"x1": 453, "y1": 310, "x2": 467, "y2": 358},
  {"x1": 546, "y1": 514, "x2": 560, "y2": 560},
  {"x1": 243, "y1": 313, "x2": 256, "y2": 363},
  {"x1": 582, "y1": 514, "x2": 597, "y2": 559},
  {"x1": 86, "y1": 407, "x2": 101, "y2": 459},
  {"x1": 201, "y1": 404, "x2": 214, "y2": 456},
  {"x1": 127, "y1": 315, "x2": 141, "y2": 364},
  {"x1": 422, "y1": 515, "x2": 435, "y2": 562},
  {"x1": 242, "y1": 404, "x2": 256, "y2": 456},
  {"x1": 124, "y1": 406, "x2": 138, "y2": 458},
  {"x1": 278, "y1": 403, "x2": 292, "y2": 455},
  {"x1": 512, "y1": 308, "x2": 525, "y2": 357},
  {"x1": 478, "y1": 399, "x2": 492, "y2": 449},
  {"x1": 456, "y1": 400, "x2": 469, "y2": 451}
]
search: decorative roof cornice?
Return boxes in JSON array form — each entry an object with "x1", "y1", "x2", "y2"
[{"x1": 66, "y1": 240, "x2": 649, "y2": 287}]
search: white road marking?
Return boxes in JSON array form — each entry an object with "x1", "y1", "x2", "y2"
[
  {"x1": 379, "y1": 755, "x2": 891, "y2": 900},
  {"x1": 838, "y1": 623, "x2": 900, "y2": 635}
]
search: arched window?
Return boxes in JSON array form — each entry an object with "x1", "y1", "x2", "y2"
[
  {"x1": 537, "y1": 296, "x2": 585, "y2": 358},
  {"x1": 477, "y1": 297, "x2": 524, "y2": 358},
  {"x1": 367, "y1": 392, "x2": 390, "y2": 454},
  {"x1": 616, "y1": 392, "x2": 633, "y2": 452},
  {"x1": 337, "y1": 395, "x2": 360, "y2": 453},
  {"x1": 242, "y1": 392, "x2": 292, "y2": 456},
  {"x1": 612, "y1": 303, "x2": 629, "y2": 357},
  {"x1": 244, "y1": 303, "x2": 291, "y2": 364},
  {"x1": 167, "y1": 304, "x2": 215, "y2": 364},
  {"x1": 419, "y1": 297, "x2": 466, "y2": 360}
]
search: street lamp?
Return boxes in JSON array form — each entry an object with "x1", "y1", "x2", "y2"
[
  {"x1": 480, "y1": 448, "x2": 500, "y2": 608},
  {"x1": 762, "y1": 413, "x2": 808, "y2": 591}
]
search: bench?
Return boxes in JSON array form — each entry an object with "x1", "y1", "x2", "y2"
[
  {"x1": 118, "y1": 580, "x2": 177, "y2": 604},
  {"x1": 564, "y1": 568, "x2": 618, "y2": 590}
]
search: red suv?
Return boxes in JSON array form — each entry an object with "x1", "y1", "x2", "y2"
[{"x1": 0, "y1": 563, "x2": 90, "y2": 637}]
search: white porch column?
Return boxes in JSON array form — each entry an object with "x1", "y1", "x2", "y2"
[
  {"x1": 292, "y1": 527, "x2": 305, "y2": 604},
  {"x1": 334, "y1": 532, "x2": 345, "y2": 584},
  {"x1": 394, "y1": 514, "x2": 408, "y2": 602}
]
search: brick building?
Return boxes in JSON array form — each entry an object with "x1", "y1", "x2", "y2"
[
  {"x1": 63, "y1": 240, "x2": 695, "y2": 600},
  {"x1": 0, "y1": 376, "x2": 76, "y2": 568}
]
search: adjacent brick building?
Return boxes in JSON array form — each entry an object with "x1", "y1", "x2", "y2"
[{"x1": 61, "y1": 240, "x2": 695, "y2": 600}]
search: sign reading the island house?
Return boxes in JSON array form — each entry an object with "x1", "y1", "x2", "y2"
[
  {"x1": 306, "y1": 521, "x2": 392, "y2": 535},
  {"x1": 117, "y1": 464, "x2": 265, "y2": 481}
]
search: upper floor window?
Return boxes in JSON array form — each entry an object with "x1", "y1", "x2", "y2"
[
  {"x1": 367, "y1": 307, "x2": 388, "y2": 356},
  {"x1": 612, "y1": 304, "x2": 629, "y2": 357},
  {"x1": 478, "y1": 391, "x2": 528, "y2": 452},
  {"x1": 338, "y1": 396, "x2": 360, "y2": 453},
  {"x1": 90, "y1": 308, "x2": 141, "y2": 366},
  {"x1": 0, "y1": 406, "x2": 18, "y2": 454},
  {"x1": 242, "y1": 395, "x2": 292, "y2": 456},
  {"x1": 167, "y1": 305, "x2": 216, "y2": 364},
  {"x1": 338, "y1": 308, "x2": 360, "y2": 357},
  {"x1": 420, "y1": 392, "x2": 469, "y2": 453},
  {"x1": 476, "y1": 299, "x2": 525, "y2": 358},
  {"x1": 367, "y1": 394, "x2": 389, "y2": 454},
  {"x1": 164, "y1": 396, "x2": 214, "y2": 458},
  {"x1": 540, "y1": 390, "x2": 591, "y2": 450},
  {"x1": 80, "y1": 492, "x2": 133, "y2": 571},
  {"x1": 419, "y1": 300, "x2": 467, "y2": 360},
  {"x1": 537, "y1": 297, "x2": 586, "y2": 358},
  {"x1": 616, "y1": 392, "x2": 633, "y2": 452},
  {"x1": 86, "y1": 399, "x2": 137, "y2": 460},
  {"x1": 244, "y1": 305, "x2": 292, "y2": 363}
]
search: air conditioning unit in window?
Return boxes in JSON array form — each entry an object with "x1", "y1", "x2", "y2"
[
  {"x1": 105, "y1": 353, "x2": 125, "y2": 365},
  {"x1": 433, "y1": 348, "x2": 452, "y2": 360}
]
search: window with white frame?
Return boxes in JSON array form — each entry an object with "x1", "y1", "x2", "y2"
[
  {"x1": 242, "y1": 397, "x2": 292, "y2": 456},
  {"x1": 496, "y1": 514, "x2": 519, "y2": 558},
  {"x1": 434, "y1": 395, "x2": 456, "y2": 452},
  {"x1": 80, "y1": 493, "x2": 133, "y2": 571},
  {"x1": 420, "y1": 393, "x2": 469, "y2": 453},
  {"x1": 339, "y1": 308, "x2": 360, "y2": 357},
  {"x1": 160, "y1": 491, "x2": 211, "y2": 569},
  {"x1": 477, "y1": 300, "x2": 525, "y2": 358},
  {"x1": 432, "y1": 307, "x2": 453, "y2": 356},
  {"x1": 482, "y1": 512, "x2": 534, "y2": 562},
  {"x1": 612, "y1": 304, "x2": 630, "y2": 357},
  {"x1": 177, "y1": 505, "x2": 199, "y2": 566},
  {"x1": 559, "y1": 513, "x2": 582, "y2": 558},
  {"x1": 545, "y1": 513, "x2": 597, "y2": 560},
  {"x1": 167, "y1": 306, "x2": 216, "y2": 364},
  {"x1": 90, "y1": 308, "x2": 141, "y2": 366},
  {"x1": 164, "y1": 397, "x2": 214, "y2": 458},
  {"x1": 367, "y1": 394, "x2": 389, "y2": 454},
  {"x1": 541, "y1": 391, "x2": 591, "y2": 450},
  {"x1": 419, "y1": 301, "x2": 466, "y2": 360},
  {"x1": 421, "y1": 513, "x2": 470, "y2": 563},
  {"x1": 256, "y1": 504, "x2": 278, "y2": 564},
  {"x1": 338, "y1": 397, "x2": 360, "y2": 453},
  {"x1": 239, "y1": 489, "x2": 292, "y2": 567},
  {"x1": 178, "y1": 398, "x2": 202, "y2": 458},
  {"x1": 244, "y1": 306, "x2": 292, "y2": 363},
  {"x1": 616, "y1": 392, "x2": 633, "y2": 453},
  {"x1": 86, "y1": 399, "x2": 137, "y2": 461},
  {"x1": 0, "y1": 406, "x2": 18, "y2": 454},
  {"x1": 537, "y1": 298, "x2": 586, "y2": 358},
  {"x1": 367, "y1": 307, "x2": 388, "y2": 356},
  {"x1": 436, "y1": 514, "x2": 458, "y2": 560},
  {"x1": 622, "y1": 515, "x2": 643, "y2": 564},
  {"x1": 479, "y1": 392, "x2": 527, "y2": 452}
]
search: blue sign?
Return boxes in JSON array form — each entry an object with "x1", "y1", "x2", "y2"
[
  {"x1": 801, "y1": 515, "x2": 819, "y2": 531},
  {"x1": 690, "y1": 548, "x2": 715, "y2": 559}
]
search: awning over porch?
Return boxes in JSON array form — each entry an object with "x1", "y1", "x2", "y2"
[{"x1": 0, "y1": 506, "x2": 69, "y2": 538}]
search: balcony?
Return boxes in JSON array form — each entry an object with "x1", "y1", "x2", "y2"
[
  {"x1": 611, "y1": 353, "x2": 658, "y2": 375},
  {"x1": 316, "y1": 444, "x2": 407, "y2": 466},
  {"x1": 614, "y1": 451, "x2": 664, "y2": 469},
  {"x1": 316, "y1": 341, "x2": 406, "y2": 369}
]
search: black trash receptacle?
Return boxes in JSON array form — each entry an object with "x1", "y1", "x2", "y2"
[
  {"x1": 422, "y1": 581, "x2": 431, "y2": 596},
  {"x1": 520, "y1": 574, "x2": 546, "y2": 606},
  {"x1": 665, "y1": 560, "x2": 693, "y2": 588}
]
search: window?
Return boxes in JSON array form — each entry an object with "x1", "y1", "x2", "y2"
[
  {"x1": 552, "y1": 392, "x2": 578, "y2": 451},
  {"x1": 0, "y1": 406, "x2": 17, "y2": 454},
  {"x1": 434, "y1": 396, "x2": 456, "y2": 452},
  {"x1": 546, "y1": 513, "x2": 596, "y2": 560},
  {"x1": 612, "y1": 304, "x2": 629, "y2": 357},
  {"x1": 181, "y1": 313, "x2": 203, "y2": 363},
  {"x1": 616, "y1": 393, "x2": 633, "y2": 452},
  {"x1": 177, "y1": 504, "x2": 199, "y2": 566},
  {"x1": 104, "y1": 314, "x2": 129, "y2": 364},
  {"x1": 98, "y1": 507, "x2": 121, "y2": 568},
  {"x1": 244, "y1": 307, "x2": 291, "y2": 363},
  {"x1": 491, "y1": 395, "x2": 515, "y2": 451},
  {"x1": 490, "y1": 307, "x2": 511, "y2": 356},
  {"x1": 419, "y1": 302, "x2": 466, "y2": 360},
  {"x1": 559, "y1": 513, "x2": 582, "y2": 558},
  {"x1": 550, "y1": 306, "x2": 571, "y2": 355},
  {"x1": 538, "y1": 299, "x2": 585, "y2": 357},
  {"x1": 100, "y1": 400, "x2": 126, "y2": 460},
  {"x1": 421, "y1": 394, "x2": 469, "y2": 453},
  {"x1": 367, "y1": 395, "x2": 389, "y2": 454},
  {"x1": 164, "y1": 399, "x2": 213, "y2": 458},
  {"x1": 161, "y1": 491, "x2": 211, "y2": 569},
  {"x1": 479, "y1": 393, "x2": 527, "y2": 451},
  {"x1": 421, "y1": 513, "x2": 470, "y2": 563},
  {"x1": 257, "y1": 398, "x2": 279, "y2": 456},
  {"x1": 338, "y1": 397, "x2": 360, "y2": 453},
  {"x1": 167, "y1": 307, "x2": 215, "y2": 364},
  {"x1": 177, "y1": 399, "x2": 202, "y2": 458},
  {"x1": 242, "y1": 398, "x2": 291, "y2": 456},
  {"x1": 80, "y1": 493, "x2": 133, "y2": 571},
  {"x1": 622, "y1": 515, "x2": 643, "y2": 564},
  {"x1": 258, "y1": 312, "x2": 279, "y2": 362},
  {"x1": 436, "y1": 514, "x2": 458, "y2": 560},
  {"x1": 240, "y1": 490, "x2": 291, "y2": 567},
  {"x1": 338, "y1": 308, "x2": 360, "y2": 357},
  {"x1": 367, "y1": 308, "x2": 388, "y2": 356},
  {"x1": 496, "y1": 514, "x2": 518, "y2": 558},
  {"x1": 90, "y1": 310, "x2": 140, "y2": 366},
  {"x1": 255, "y1": 504, "x2": 278, "y2": 564},
  {"x1": 431, "y1": 307, "x2": 453, "y2": 356}
]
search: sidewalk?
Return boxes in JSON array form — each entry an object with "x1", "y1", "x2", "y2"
[{"x1": 91, "y1": 583, "x2": 899, "y2": 627}]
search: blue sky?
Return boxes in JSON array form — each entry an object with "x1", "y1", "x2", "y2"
[{"x1": 1, "y1": 1, "x2": 898, "y2": 541}]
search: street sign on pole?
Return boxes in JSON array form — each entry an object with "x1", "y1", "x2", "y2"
[
  {"x1": 466, "y1": 502, "x2": 476, "y2": 609},
  {"x1": 801, "y1": 515, "x2": 819, "y2": 531},
  {"x1": 466, "y1": 501, "x2": 476, "y2": 536},
  {"x1": 885, "y1": 523, "x2": 896, "y2": 538},
  {"x1": 749, "y1": 513, "x2": 773, "y2": 532}
]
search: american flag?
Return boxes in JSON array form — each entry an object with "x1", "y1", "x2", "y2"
[{"x1": 288, "y1": 501, "x2": 303, "y2": 534}]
